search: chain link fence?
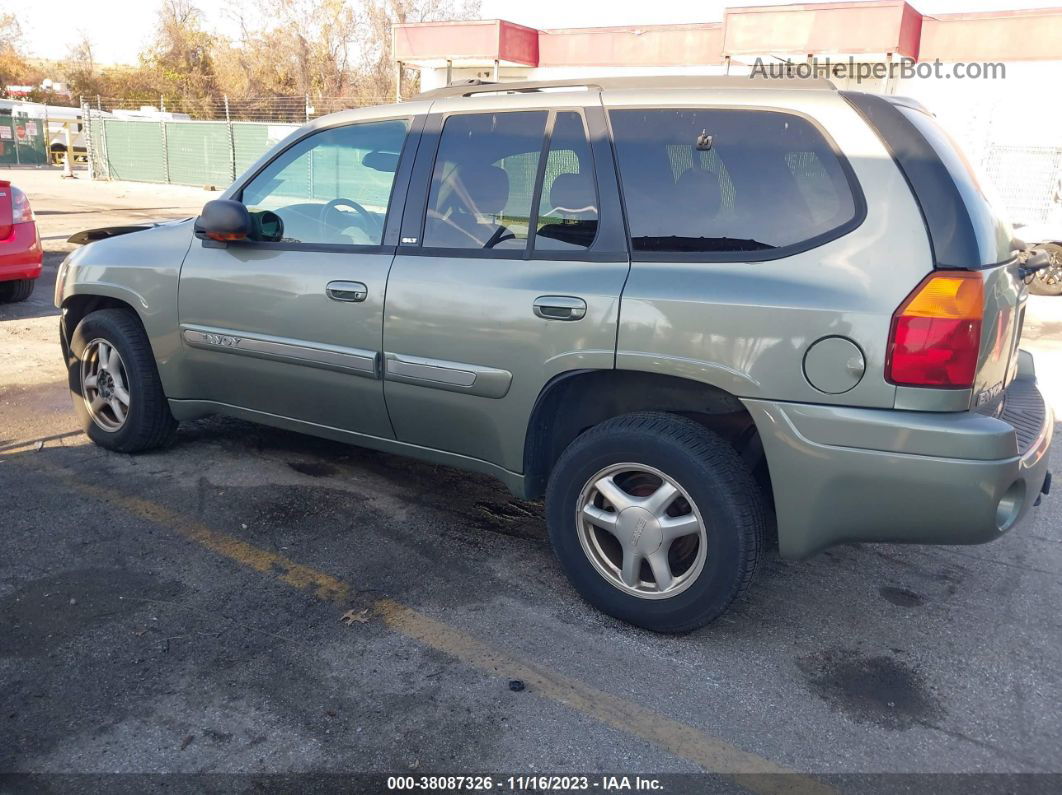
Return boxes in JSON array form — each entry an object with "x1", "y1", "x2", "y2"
[
  {"x1": 91, "y1": 95, "x2": 396, "y2": 123},
  {"x1": 82, "y1": 95, "x2": 397, "y2": 186},
  {"x1": 82, "y1": 95, "x2": 396, "y2": 187},
  {"x1": 980, "y1": 144, "x2": 1062, "y2": 226},
  {"x1": 87, "y1": 113, "x2": 303, "y2": 187}
]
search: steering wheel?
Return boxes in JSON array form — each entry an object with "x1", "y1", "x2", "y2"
[
  {"x1": 483, "y1": 224, "x2": 516, "y2": 249},
  {"x1": 318, "y1": 198, "x2": 380, "y2": 243}
]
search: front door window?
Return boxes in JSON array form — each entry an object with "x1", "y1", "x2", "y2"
[{"x1": 240, "y1": 119, "x2": 409, "y2": 246}]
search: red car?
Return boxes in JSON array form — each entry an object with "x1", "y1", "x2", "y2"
[{"x1": 0, "y1": 179, "x2": 42, "y2": 303}]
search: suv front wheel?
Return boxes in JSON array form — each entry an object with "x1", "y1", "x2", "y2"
[
  {"x1": 68, "y1": 308, "x2": 177, "y2": 452},
  {"x1": 545, "y1": 412, "x2": 767, "y2": 633}
]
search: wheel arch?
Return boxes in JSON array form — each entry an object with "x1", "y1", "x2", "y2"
[
  {"x1": 522, "y1": 370, "x2": 770, "y2": 502},
  {"x1": 61, "y1": 291, "x2": 144, "y2": 343}
]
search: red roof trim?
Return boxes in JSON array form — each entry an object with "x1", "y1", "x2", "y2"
[{"x1": 394, "y1": 3, "x2": 1062, "y2": 68}]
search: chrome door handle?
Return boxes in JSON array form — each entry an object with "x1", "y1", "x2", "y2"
[
  {"x1": 533, "y1": 295, "x2": 586, "y2": 321},
  {"x1": 326, "y1": 281, "x2": 368, "y2": 302}
]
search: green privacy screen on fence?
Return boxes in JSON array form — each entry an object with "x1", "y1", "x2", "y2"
[
  {"x1": 0, "y1": 116, "x2": 48, "y2": 165},
  {"x1": 165, "y1": 122, "x2": 232, "y2": 186},
  {"x1": 91, "y1": 118, "x2": 299, "y2": 188}
]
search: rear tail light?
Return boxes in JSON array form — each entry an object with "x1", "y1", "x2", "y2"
[
  {"x1": 886, "y1": 271, "x2": 983, "y2": 388},
  {"x1": 10, "y1": 186, "x2": 33, "y2": 223}
]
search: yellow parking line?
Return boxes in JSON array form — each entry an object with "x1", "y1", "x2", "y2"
[{"x1": 25, "y1": 457, "x2": 832, "y2": 795}]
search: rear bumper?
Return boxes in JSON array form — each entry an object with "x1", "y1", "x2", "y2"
[
  {"x1": 0, "y1": 222, "x2": 42, "y2": 282},
  {"x1": 745, "y1": 370, "x2": 1053, "y2": 559}
]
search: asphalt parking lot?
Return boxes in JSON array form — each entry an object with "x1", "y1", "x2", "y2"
[{"x1": 2, "y1": 168, "x2": 1061, "y2": 788}]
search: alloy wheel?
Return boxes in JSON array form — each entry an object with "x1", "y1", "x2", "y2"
[
  {"x1": 81, "y1": 338, "x2": 131, "y2": 432},
  {"x1": 576, "y1": 463, "x2": 708, "y2": 600}
]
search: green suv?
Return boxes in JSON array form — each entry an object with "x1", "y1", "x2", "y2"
[{"x1": 56, "y1": 77, "x2": 1054, "y2": 632}]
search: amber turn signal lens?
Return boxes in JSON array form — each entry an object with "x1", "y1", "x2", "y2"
[{"x1": 899, "y1": 272, "x2": 983, "y2": 320}]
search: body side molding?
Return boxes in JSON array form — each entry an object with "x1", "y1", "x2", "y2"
[
  {"x1": 181, "y1": 325, "x2": 378, "y2": 377},
  {"x1": 383, "y1": 352, "x2": 512, "y2": 398}
]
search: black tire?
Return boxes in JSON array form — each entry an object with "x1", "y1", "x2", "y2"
[
  {"x1": 0, "y1": 278, "x2": 35, "y2": 303},
  {"x1": 545, "y1": 412, "x2": 767, "y2": 633},
  {"x1": 1027, "y1": 243, "x2": 1062, "y2": 296},
  {"x1": 68, "y1": 308, "x2": 177, "y2": 452}
]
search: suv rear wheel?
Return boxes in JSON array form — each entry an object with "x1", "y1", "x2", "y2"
[
  {"x1": 545, "y1": 412, "x2": 767, "y2": 633},
  {"x1": 68, "y1": 308, "x2": 177, "y2": 452}
]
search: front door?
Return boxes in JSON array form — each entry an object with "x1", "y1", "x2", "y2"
[
  {"x1": 177, "y1": 116, "x2": 413, "y2": 437},
  {"x1": 383, "y1": 101, "x2": 630, "y2": 473}
]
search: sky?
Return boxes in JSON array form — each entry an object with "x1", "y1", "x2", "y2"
[{"x1": 8, "y1": 0, "x2": 1055, "y2": 66}]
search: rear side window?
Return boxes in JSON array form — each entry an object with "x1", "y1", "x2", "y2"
[
  {"x1": 535, "y1": 112, "x2": 599, "y2": 252},
  {"x1": 423, "y1": 111, "x2": 547, "y2": 250},
  {"x1": 609, "y1": 108, "x2": 861, "y2": 258}
]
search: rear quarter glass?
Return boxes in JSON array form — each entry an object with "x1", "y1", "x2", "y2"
[
  {"x1": 896, "y1": 106, "x2": 1014, "y2": 267},
  {"x1": 890, "y1": 108, "x2": 1025, "y2": 406}
]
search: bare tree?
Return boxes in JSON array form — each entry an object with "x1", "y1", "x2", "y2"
[
  {"x1": 217, "y1": 0, "x2": 480, "y2": 111},
  {"x1": 143, "y1": 0, "x2": 219, "y2": 113},
  {"x1": 63, "y1": 32, "x2": 100, "y2": 99},
  {"x1": 68, "y1": 0, "x2": 483, "y2": 118}
]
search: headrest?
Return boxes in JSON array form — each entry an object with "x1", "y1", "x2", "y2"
[
  {"x1": 674, "y1": 168, "x2": 722, "y2": 218},
  {"x1": 459, "y1": 164, "x2": 509, "y2": 216},
  {"x1": 548, "y1": 173, "x2": 597, "y2": 219}
]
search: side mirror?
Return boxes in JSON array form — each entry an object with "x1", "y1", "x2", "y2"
[
  {"x1": 253, "y1": 210, "x2": 284, "y2": 242},
  {"x1": 195, "y1": 199, "x2": 251, "y2": 242}
]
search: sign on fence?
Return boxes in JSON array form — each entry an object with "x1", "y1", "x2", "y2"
[{"x1": 0, "y1": 116, "x2": 48, "y2": 165}]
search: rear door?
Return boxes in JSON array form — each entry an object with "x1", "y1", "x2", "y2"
[
  {"x1": 176, "y1": 115, "x2": 416, "y2": 437},
  {"x1": 382, "y1": 96, "x2": 629, "y2": 473}
]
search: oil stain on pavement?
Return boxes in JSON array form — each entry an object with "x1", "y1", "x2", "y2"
[
  {"x1": 878, "y1": 586, "x2": 925, "y2": 608},
  {"x1": 798, "y1": 649, "x2": 944, "y2": 731}
]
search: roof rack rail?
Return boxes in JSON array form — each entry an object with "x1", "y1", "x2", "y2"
[{"x1": 412, "y1": 75, "x2": 836, "y2": 100}]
